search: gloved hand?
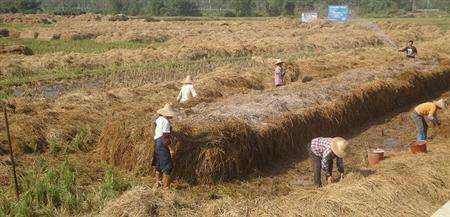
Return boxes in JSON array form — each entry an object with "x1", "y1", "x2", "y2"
[{"x1": 427, "y1": 116, "x2": 440, "y2": 126}]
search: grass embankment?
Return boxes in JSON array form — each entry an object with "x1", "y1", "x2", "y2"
[{"x1": 0, "y1": 38, "x2": 148, "y2": 54}]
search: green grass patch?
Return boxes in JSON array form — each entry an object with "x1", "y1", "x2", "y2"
[
  {"x1": 0, "y1": 158, "x2": 81, "y2": 215},
  {"x1": 0, "y1": 158, "x2": 132, "y2": 216},
  {"x1": 0, "y1": 37, "x2": 149, "y2": 54}
]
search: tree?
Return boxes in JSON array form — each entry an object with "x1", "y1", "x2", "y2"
[
  {"x1": 147, "y1": 0, "x2": 165, "y2": 16},
  {"x1": 232, "y1": 0, "x2": 254, "y2": 16},
  {"x1": 284, "y1": 0, "x2": 296, "y2": 15},
  {"x1": 127, "y1": 0, "x2": 143, "y2": 15},
  {"x1": 264, "y1": 0, "x2": 284, "y2": 16},
  {"x1": 164, "y1": 0, "x2": 201, "y2": 16},
  {"x1": 0, "y1": 0, "x2": 42, "y2": 13},
  {"x1": 110, "y1": 0, "x2": 126, "y2": 14}
]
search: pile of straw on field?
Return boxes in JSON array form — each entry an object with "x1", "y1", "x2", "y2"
[
  {"x1": 0, "y1": 13, "x2": 57, "y2": 24},
  {"x1": 0, "y1": 44, "x2": 33, "y2": 55},
  {"x1": 97, "y1": 55, "x2": 450, "y2": 184},
  {"x1": 100, "y1": 135, "x2": 450, "y2": 217}
]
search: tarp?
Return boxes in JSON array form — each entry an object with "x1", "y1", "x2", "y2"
[
  {"x1": 328, "y1": 5, "x2": 349, "y2": 22},
  {"x1": 301, "y1": 12, "x2": 318, "y2": 23},
  {"x1": 432, "y1": 201, "x2": 450, "y2": 217}
]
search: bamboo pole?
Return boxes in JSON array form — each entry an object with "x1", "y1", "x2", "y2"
[{"x1": 4, "y1": 107, "x2": 20, "y2": 201}]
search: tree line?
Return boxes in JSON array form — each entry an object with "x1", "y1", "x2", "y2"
[{"x1": 1, "y1": 0, "x2": 450, "y2": 17}]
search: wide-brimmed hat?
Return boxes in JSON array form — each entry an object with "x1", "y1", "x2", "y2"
[
  {"x1": 275, "y1": 59, "x2": 284, "y2": 65},
  {"x1": 157, "y1": 103, "x2": 177, "y2": 117},
  {"x1": 434, "y1": 98, "x2": 447, "y2": 109},
  {"x1": 331, "y1": 137, "x2": 350, "y2": 158},
  {"x1": 181, "y1": 75, "x2": 193, "y2": 84}
]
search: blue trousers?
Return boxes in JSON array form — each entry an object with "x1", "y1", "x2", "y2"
[
  {"x1": 151, "y1": 137, "x2": 173, "y2": 174},
  {"x1": 411, "y1": 112, "x2": 427, "y2": 141}
]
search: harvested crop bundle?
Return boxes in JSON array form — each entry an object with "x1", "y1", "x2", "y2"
[{"x1": 0, "y1": 45, "x2": 33, "y2": 55}]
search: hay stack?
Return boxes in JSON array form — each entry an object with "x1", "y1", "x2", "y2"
[
  {"x1": 0, "y1": 45, "x2": 33, "y2": 55},
  {"x1": 99, "y1": 135, "x2": 450, "y2": 216},
  {"x1": 98, "y1": 65, "x2": 450, "y2": 184},
  {"x1": 0, "y1": 29, "x2": 9, "y2": 37}
]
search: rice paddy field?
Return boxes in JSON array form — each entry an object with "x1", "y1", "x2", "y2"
[{"x1": 0, "y1": 13, "x2": 450, "y2": 216}]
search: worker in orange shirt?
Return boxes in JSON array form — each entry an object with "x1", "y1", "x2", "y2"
[{"x1": 411, "y1": 98, "x2": 447, "y2": 141}]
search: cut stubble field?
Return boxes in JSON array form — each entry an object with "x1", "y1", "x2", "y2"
[{"x1": 0, "y1": 14, "x2": 450, "y2": 216}]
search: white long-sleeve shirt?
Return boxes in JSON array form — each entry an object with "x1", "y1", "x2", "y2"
[{"x1": 177, "y1": 84, "x2": 197, "y2": 103}]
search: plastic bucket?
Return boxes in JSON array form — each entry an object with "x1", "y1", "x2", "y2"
[
  {"x1": 368, "y1": 149, "x2": 385, "y2": 165},
  {"x1": 410, "y1": 140, "x2": 427, "y2": 154}
]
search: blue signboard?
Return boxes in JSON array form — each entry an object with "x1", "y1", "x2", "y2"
[{"x1": 328, "y1": 5, "x2": 349, "y2": 22}]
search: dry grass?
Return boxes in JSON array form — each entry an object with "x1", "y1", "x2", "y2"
[{"x1": 1, "y1": 16, "x2": 447, "y2": 79}]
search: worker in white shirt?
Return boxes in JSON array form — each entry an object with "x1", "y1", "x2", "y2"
[
  {"x1": 151, "y1": 103, "x2": 177, "y2": 190},
  {"x1": 177, "y1": 75, "x2": 197, "y2": 103}
]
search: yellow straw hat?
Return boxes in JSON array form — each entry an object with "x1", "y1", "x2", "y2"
[
  {"x1": 331, "y1": 137, "x2": 350, "y2": 158},
  {"x1": 157, "y1": 103, "x2": 177, "y2": 117},
  {"x1": 434, "y1": 98, "x2": 448, "y2": 109},
  {"x1": 275, "y1": 59, "x2": 284, "y2": 65},
  {"x1": 181, "y1": 75, "x2": 193, "y2": 84}
]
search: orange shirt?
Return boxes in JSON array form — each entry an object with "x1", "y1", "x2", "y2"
[{"x1": 414, "y1": 102, "x2": 437, "y2": 117}]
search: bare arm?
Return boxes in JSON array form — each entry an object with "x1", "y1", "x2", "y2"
[{"x1": 177, "y1": 90, "x2": 182, "y2": 101}]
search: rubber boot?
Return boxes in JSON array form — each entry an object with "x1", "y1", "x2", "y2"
[
  {"x1": 162, "y1": 174, "x2": 171, "y2": 190},
  {"x1": 154, "y1": 171, "x2": 163, "y2": 189}
]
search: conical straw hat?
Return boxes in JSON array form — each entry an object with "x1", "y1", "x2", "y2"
[
  {"x1": 331, "y1": 137, "x2": 350, "y2": 158},
  {"x1": 157, "y1": 103, "x2": 177, "y2": 117},
  {"x1": 275, "y1": 59, "x2": 284, "y2": 65},
  {"x1": 434, "y1": 98, "x2": 447, "y2": 109},
  {"x1": 181, "y1": 75, "x2": 193, "y2": 84}
]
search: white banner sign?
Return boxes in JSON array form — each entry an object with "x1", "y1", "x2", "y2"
[{"x1": 301, "y1": 12, "x2": 318, "y2": 23}]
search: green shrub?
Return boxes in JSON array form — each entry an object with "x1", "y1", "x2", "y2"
[
  {"x1": 96, "y1": 168, "x2": 131, "y2": 206},
  {"x1": 222, "y1": 10, "x2": 236, "y2": 17},
  {"x1": 0, "y1": 158, "x2": 82, "y2": 216}
]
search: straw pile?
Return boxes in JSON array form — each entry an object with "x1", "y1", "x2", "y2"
[
  {"x1": 100, "y1": 135, "x2": 450, "y2": 216},
  {"x1": 97, "y1": 60, "x2": 450, "y2": 184},
  {"x1": 0, "y1": 44, "x2": 33, "y2": 55},
  {"x1": 0, "y1": 13, "x2": 57, "y2": 24}
]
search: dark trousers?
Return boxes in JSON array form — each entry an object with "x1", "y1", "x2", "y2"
[
  {"x1": 151, "y1": 137, "x2": 173, "y2": 174},
  {"x1": 311, "y1": 152, "x2": 332, "y2": 187},
  {"x1": 411, "y1": 111, "x2": 428, "y2": 140}
]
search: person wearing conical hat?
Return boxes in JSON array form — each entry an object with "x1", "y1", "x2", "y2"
[
  {"x1": 151, "y1": 103, "x2": 177, "y2": 190},
  {"x1": 310, "y1": 137, "x2": 350, "y2": 187},
  {"x1": 177, "y1": 75, "x2": 197, "y2": 103},
  {"x1": 411, "y1": 98, "x2": 447, "y2": 141},
  {"x1": 274, "y1": 59, "x2": 285, "y2": 87}
]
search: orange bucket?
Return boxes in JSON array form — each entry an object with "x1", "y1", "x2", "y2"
[
  {"x1": 410, "y1": 141, "x2": 427, "y2": 154},
  {"x1": 368, "y1": 149, "x2": 385, "y2": 165}
]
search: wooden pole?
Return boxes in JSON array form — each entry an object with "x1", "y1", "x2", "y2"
[{"x1": 4, "y1": 108, "x2": 20, "y2": 201}]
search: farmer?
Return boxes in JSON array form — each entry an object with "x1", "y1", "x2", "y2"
[
  {"x1": 399, "y1": 40, "x2": 418, "y2": 58},
  {"x1": 152, "y1": 103, "x2": 177, "y2": 190},
  {"x1": 310, "y1": 137, "x2": 350, "y2": 187},
  {"x1": 274, "y1": 59, "x2": 285, "y2": 87},
  {"x1": 411, "y1": 98, "x2": 447, "y2": 141},
  {"x1": 177, "y1": 75, "x2": 197, "y2": 103}
]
